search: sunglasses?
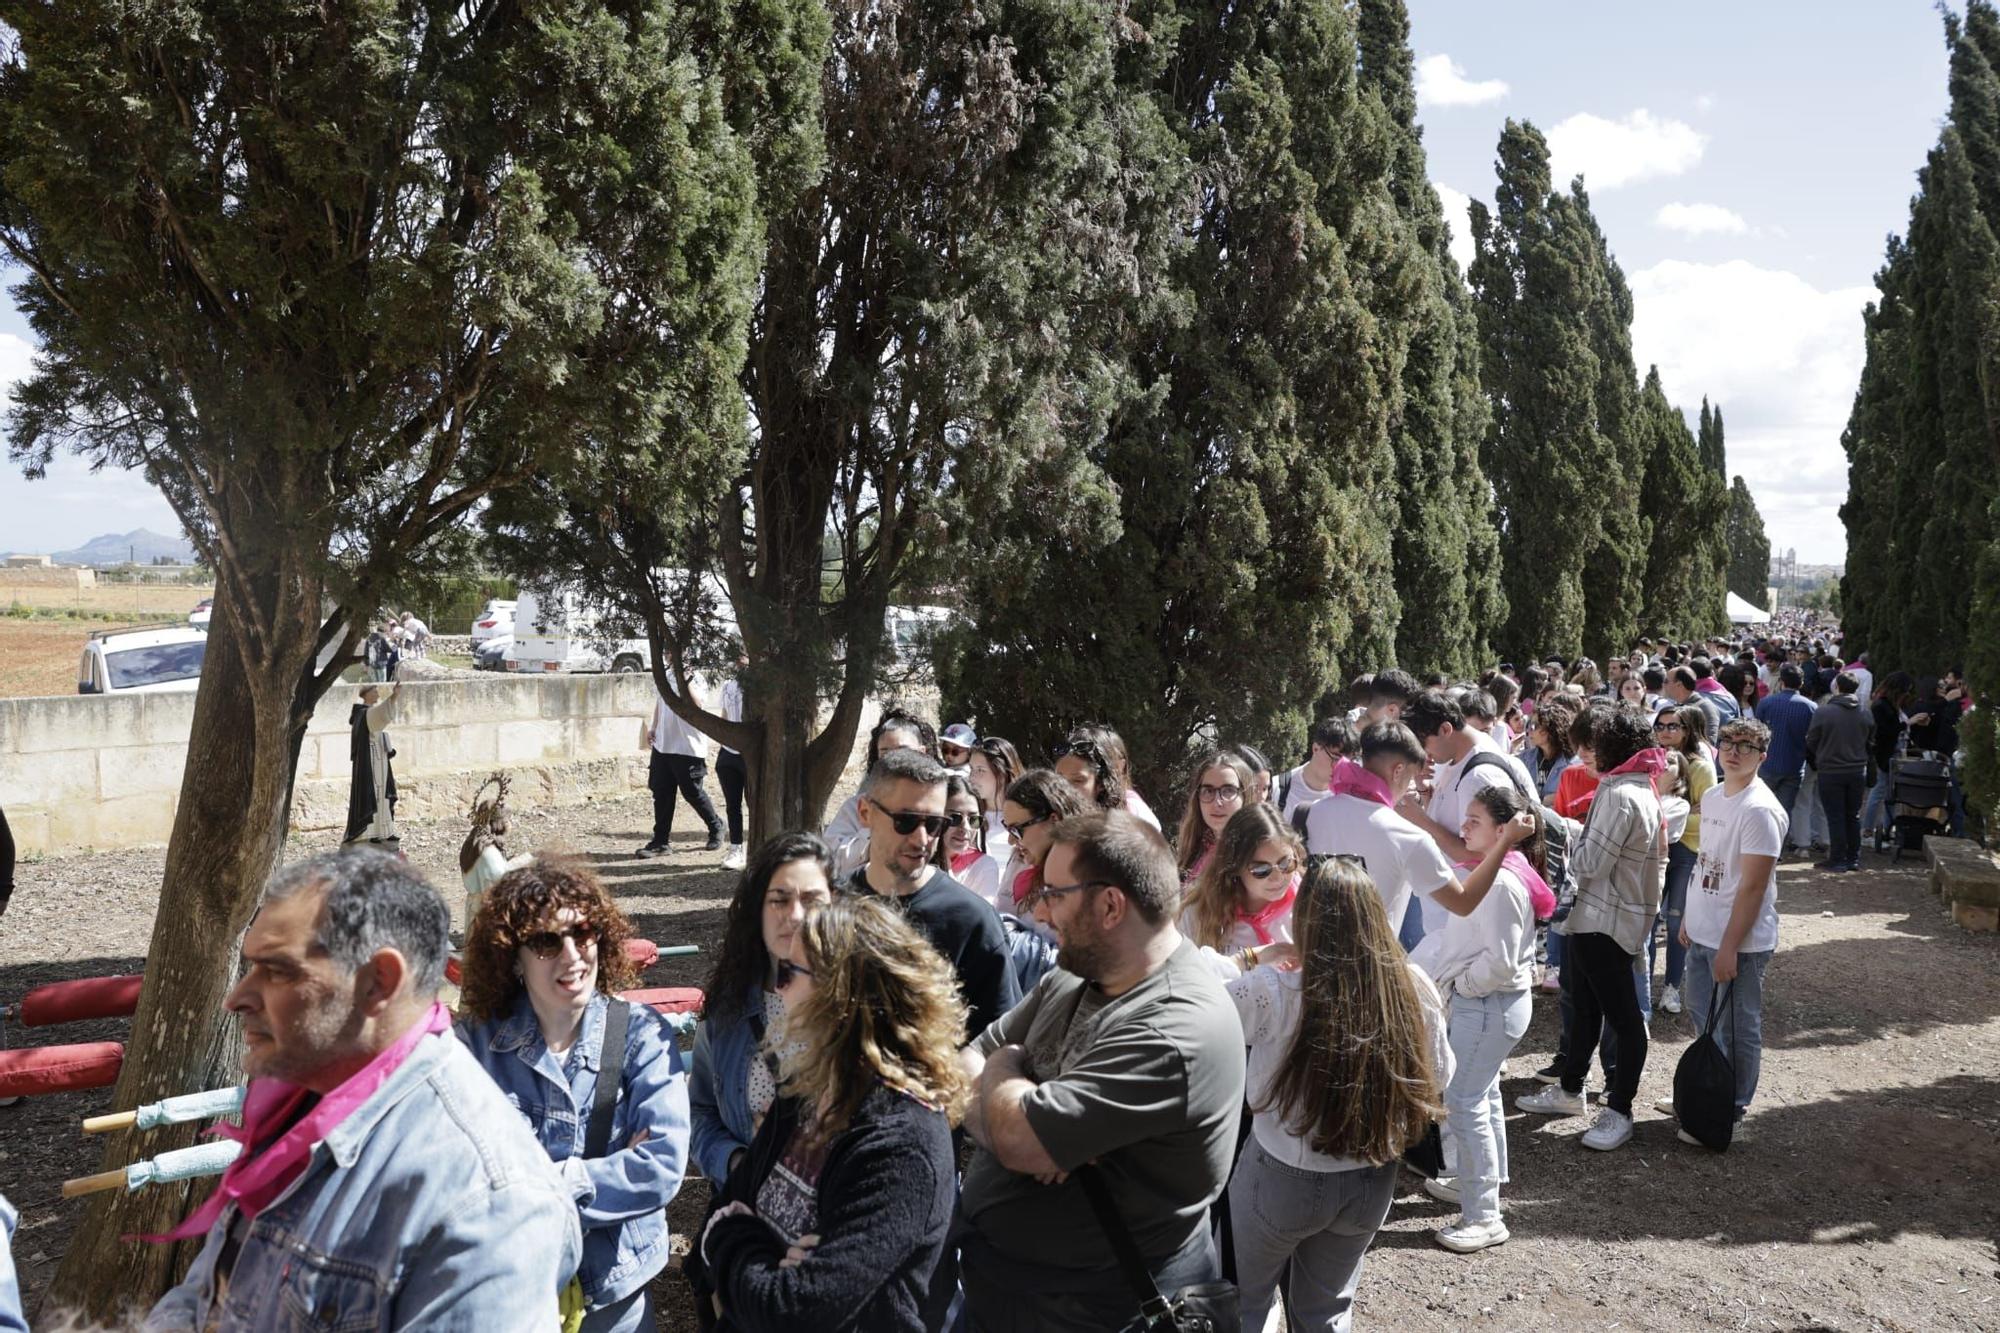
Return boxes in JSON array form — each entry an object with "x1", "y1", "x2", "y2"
[
  {"x1": 1052, "y1": 740, "x2": 1103, "y2": 764},
  {"x1": 523, "y1": 923, "x2": 598, "y2": 960},
  {"x1": 1306, "y1": 852, "x2": 1369, "y2": 872},
  {"x1": 775, "y1": 958, "x2": 814, "y2": 989},
  {"x1": 1197, "y1": 783, "x2": 1243, "y2": 806},
  {"x1": 1004, "y1": 812, "x2": 1051, "y2": 840},
  {"x1": 940, "y1": 811, "x2": 978, "y2": 829},
  {"x1": 1247, "y1": 857, "x2": 1298, "y2": 880},
  {"x1": 1653, "y1": 721, "x2": 1683, "y2": 732},
  {"x1": 885, "y1": 811, "x2": 950, "y2": 837},
  {"x1": 1023, "y1": 879, "x2": 1111, "y2": 910}
]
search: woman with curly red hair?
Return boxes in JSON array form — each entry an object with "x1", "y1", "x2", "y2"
[{"x1": 456, "y1": 857, "x2": 690, "y2": 1333}]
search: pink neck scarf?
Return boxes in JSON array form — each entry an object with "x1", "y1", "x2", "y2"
[
  {"x1": 1456, "y1": 850, "x2": 1557, "y2": 921},
  {"x1": 1236, "y1": 878, "x2": 1298, "y2": 945},
  {"x1": 151, "y1": 1001, "x2": 453, "y2": 1242},
  {"x1": 1330, "y1": 758, "x2": 1396, "y2": 808},
  {"x1": 1011, "y1": 864, "x2": 1040, "y2": 909},
  {"x1": 950, "y1": 848, "x2": 984, "y2": 877}
]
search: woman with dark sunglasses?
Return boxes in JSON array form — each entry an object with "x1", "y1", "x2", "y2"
[
  {"x1": 456, "y1": 857, "x2": 690, "y2": 1333},
  {"x1": 998, "y1": 768, "x2": 1089, "y2": 918},
  {"x1": 933, "y1": 775, "x2": 1005, "y2": 910},
  {"x1": 1052, "y1": 723, "x2": 1163, "y2": 830},
  {"x1": 1178, "y1": 804, "x2": 1303, "y2": 981}
]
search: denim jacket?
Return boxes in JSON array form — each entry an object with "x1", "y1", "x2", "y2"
[
  {"x1": 457, "y1": 991, "x2": 690, "y2": 1308},
  {"x1": 143, "y1": 1031, "x2": 581, "y2": 1332},
  {"x1": 688, "y1": 984, "x2": 767, "y2": 1185}
]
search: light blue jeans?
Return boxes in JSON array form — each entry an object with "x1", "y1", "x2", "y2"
[
  {"x1": 1228, "y1": 1141, "x2": 1397, "y2": 1333},
  {"x1": 1681, "y1": 942, "x2": 1773, "y2": 1114},
  {"x1": 1442, "y1": 988, "x2": 1531, "y2": 1225},
  {"x1": 1862, "y1": 768, "x2": 1894, "y2": 837},
  {"x1": 1790, "y1": 771, "x2": 1825, "y2": 849}
]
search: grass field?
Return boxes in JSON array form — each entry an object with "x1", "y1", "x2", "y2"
[
  {"x1": 0, "y1": 581, "x2": 213, "y2": 698},
  {"x1": 0, "y1": 580, "x2": 212, "y2": 617}
]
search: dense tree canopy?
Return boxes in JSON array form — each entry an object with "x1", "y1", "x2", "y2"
[{"x1": 1725, "y1": 476, "x2": 1772, "y2": 610}]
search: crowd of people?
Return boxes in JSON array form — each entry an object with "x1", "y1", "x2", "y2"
[{"x1": 5, "y1": 629, "x2": 1976, "y2": 1332}]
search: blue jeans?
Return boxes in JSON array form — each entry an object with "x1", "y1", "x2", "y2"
[
  {"x1": 1862, "y1": 768, "x2": 1894, "y2": 836},
  {"x1": 1681, "y1": 942, "x2": 1773, "y2": 1114},
  {"x1": 1765, "y1": 773, "x2": 1802, "y2": 819},
  {"x1": 1790, "y1": 770, "x2": 1825, "y2": 849},
  {"x1": 1649, "y1": 842, "x2": 1695, "y2": 990},
  {"x1": 1399, "y1": 896, "x2": 1426, "y2": 951},
  {"x1": 1442, "y1": 989, "x2": 1531, "y2": 1225},
  {"x1": 1228, "y1": 1144, "x2": 1397, "y2": 1333}
]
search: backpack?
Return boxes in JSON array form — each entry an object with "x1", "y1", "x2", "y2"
[
  {"x1": 1455, "y1": 751, "x2": 1574, "y2": 913},
  {"x1": 1673, "y1": 982, "x2": 1737, "y2": 1151},
  {"x1": 1000, "y1": 915, "x2": 1057, "y2": 997}
]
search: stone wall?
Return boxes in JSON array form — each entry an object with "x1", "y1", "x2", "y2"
[
  {"x1": 0, "y1": 674, "x2": 657, "y2": 856},
  {"x1": 0, "y1": 566, "x2": 97, "y2": 590}
]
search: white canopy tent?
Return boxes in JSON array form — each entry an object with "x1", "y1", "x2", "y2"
[{"x1": 1726, "y1": 591, "x2": 1772, "y2": 625}]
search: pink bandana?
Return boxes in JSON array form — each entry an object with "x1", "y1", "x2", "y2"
[
  {"x1": 950, "y1": 848, "x2": 984, "y2": 877},
  {"x1": 149, "y1": 1002, "x2": 454, "y2": 1242},
  {"x1": 1329, "y1": 758, "x2": 1396, "y2": 808},
  {"x1": 1456, "y1": 850, "x2": 1557, "y2": 921},
  {"x1": 1011, "y1": 864, "x2": 1040, "y2": 909},
  {"x1": 1236, "y1": 878, "x2": 1298, "y2": 945}
]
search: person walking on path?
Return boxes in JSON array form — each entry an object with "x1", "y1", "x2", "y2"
[
  {"x1": 1804, "y1": 672, "x2": 1873, "y2": 872},
  {"x1": 1753, "y1": 665, "x2": 1815, "y2": 816},
  {"x1": 638, "y1": 687, "x2": 726, "y2": 858}
]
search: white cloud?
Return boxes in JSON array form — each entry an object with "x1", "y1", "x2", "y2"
[
  {"x1": 1415, "y1": 54, "x2": 1508, "y2": 108},
  {"x1": 1433, "y1": 182, "x2": 1477, "y2": 273},
  {"x1": 1547, "y1": 109, "x2": 1706, "y2": 190},
  {"x1": 1695, "y1": 94, "x2": 1717, "y2": 113},
  {"x1": 0, "y1": 330, "x2": 31, "y2": 407},
  {"x1": 1656, "y1": 202, "x2": 1750, "y2": 236},
  {"x1": 1629, "y1": 259, "x2": 1873, "y2": 564}
]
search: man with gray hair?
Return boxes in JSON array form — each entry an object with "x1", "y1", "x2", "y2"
[
  {"x1": 145, "y1": 847, "x2": 580, "y2": 1332},
  {"x1": 848, "y1": 746, "x2": 1020, "y2": 1038}
]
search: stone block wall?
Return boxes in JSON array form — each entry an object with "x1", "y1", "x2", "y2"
[{"x1": 0, "y1": 675, "x2": 657, "y2": 856}]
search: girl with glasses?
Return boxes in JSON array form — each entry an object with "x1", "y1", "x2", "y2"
[
  {"x1": 687, "y1": 833, "x2": 836, "y2": 1203},
  {"x1": 1178, "y1": 804, "x2": 1303, "y2": 980},
  {"x1": 998, "y1": 769, "x2": 1088, "y2": 921},
  {"x1": 932, "y1": 775, "x2": 1005, "y2": 911},
  {"x1": 689, "y1": 895, "x2": 967, "y2": 1332},
  {"x1": 456, "y1": 858, "x2": 689, "y2": 1333},
  {"x1": 1172, "y1": 747, "x2": 1259, "y2": 885}
]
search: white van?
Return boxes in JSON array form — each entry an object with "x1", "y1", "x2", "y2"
[
  {"x1": 78, "y1": 625, "x2": 208, "y2": 695},
  {"x1": 505, "y1": 576, "x2": 735, "y2": 674}
]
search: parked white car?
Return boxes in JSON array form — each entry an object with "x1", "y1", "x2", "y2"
[
  {"x1": 505, "y1": 578, "x2": 733, "y2": 675},
  {"x1": 188, "y1": 598, "x2": 213, "y2": 630},
  {"x1": 78, "y1": 624, "x2": 209, "y2": 695},
  {"x1": 470, "y1": 598, "x2": 516, "y2": 644}
]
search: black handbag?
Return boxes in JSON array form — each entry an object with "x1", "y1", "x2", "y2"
[
  {"x1": 1077, "y1": 1168, "x2": 1237, "y2": 1333},
  {"x1": 1399, "y1": 1120, "x2": 1447, "y2": 1178},
  {"x1": 1672, "y1": 981, "x2": 1736, "y2": 1151}
]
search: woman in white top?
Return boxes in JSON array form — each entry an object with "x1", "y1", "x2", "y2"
[
  {"x1": 1224, "y1": 856, "x2": 1454, "y2": 1333},
  {"x1": 935, "y1": 776, "x2": 1005, "y2": 910},
  {"x1": 966, "y1": 736, "x2": 1023, "y2": 893},
  {"x1": 1409, "y1": 785, "x2": 1542, "y2": 1253},
  {"x1": 1177, "y1": 803, "x2": 1299, "y2": 981}
]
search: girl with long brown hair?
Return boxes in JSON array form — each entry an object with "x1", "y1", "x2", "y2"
[
  {"x1": 690, "y1": 894, "x2": 966, "y2": 1331},
  {"x1": 1171, "y1": 747, "x2": 1259, "y2": 883},
  {"x1": 1224, "y1": 856, "x2": 1453, "y2": 1330},
  {"x1": 1177, "y1": 804, "x2": 1301, "y2": 980}
]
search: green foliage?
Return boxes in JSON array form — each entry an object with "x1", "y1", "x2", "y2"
[
  {"x1": 1725, "y1": 476, "x2": 1770, "y2": 610},
  {"x1": 1637, "y1": 369, "x2": 1729, "y2": 637}
]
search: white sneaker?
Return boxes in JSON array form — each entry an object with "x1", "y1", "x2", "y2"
[
  {"x1": 1434, "y1": 1219, "x2": 1510, "y2": 1253},
  {"x1": 1582, "y1": 1109, "x2": 1634, "y2": 1151},
  {"x1": 721, "y1": 843, "x2": 748, "y2": 871},
  {"x1": 1423, "y1": 1176, "x2": 1461, "y2": 1205},
  {"x1": 1516, "y1": 1086, "x2": 1586, "y2": 1116},
  {"x1": 1661, "y1": 984, "x2": 1684, "y2": 1015},
  {"x1": 1653, "y1": 1096, "x2": 1676, "y2": 1116},
  {"x1": 1676, "y1": 1127, "x2": 1705, "y2": 1147}
]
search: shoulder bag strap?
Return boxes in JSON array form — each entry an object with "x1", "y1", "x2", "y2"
[
  {"x1": 585, "y1": 999, "x2": 632, "y2": 1159},
  {"x1": 1076, "y1": 1166, "x2": 1173, "y2": 1325}
]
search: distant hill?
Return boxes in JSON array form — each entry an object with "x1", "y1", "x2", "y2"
[{"x1": 46, "y1": 529, "x2": 196, "y2": 567}]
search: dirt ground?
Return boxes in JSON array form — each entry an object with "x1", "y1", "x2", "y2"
[{"x1": 2, "y1": 792, "x2": 1995, "y2": 1331}]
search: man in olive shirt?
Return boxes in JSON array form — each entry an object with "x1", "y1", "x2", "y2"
[{"x1": 957, "y1": 811, "x2": 1246, "y2": 1332}]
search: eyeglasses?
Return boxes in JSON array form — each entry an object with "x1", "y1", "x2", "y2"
[
  {"x1": 1003, "y1": 812, "x2": 1051, "y2": 840},
  {"x1": 775, "y1": 959, "x2": 814, "y2": 989},
  {"x1": 1023, "y1": 879, "x2": 1112, "y2": 910},
  {"x1": 886, "y1": 811, "x2": 949, "y2": 837},
  {"x1": 1653, "y1": 721, "x2": 1683, "y2": 733},
  {"x1": 1247, "y1": 857, "x2": 1298, "y2": 880},
  {"x1": 523, "y1": 923, "x2": 598, "y2": 960},
  {"x1": 1197, "y1": 783, "x2": 1243, "y2": 806},
  {"x1": 1718, "y1": 740, "x2": 1766, "y2": 755}
]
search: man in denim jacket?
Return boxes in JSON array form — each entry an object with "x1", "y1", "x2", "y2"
[{"x1": 145, "y1": 849, "x2": 580, "y2": 1331}]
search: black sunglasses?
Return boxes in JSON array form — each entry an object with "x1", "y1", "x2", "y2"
[
  {"x1": 1004, "y1": 812, "x2": 1051, "y2": 839},
  {"x1": 1306, "y1": 852, "x2": 1369, "y2": 873},
  {"x1": 1052, "y1": 739, "x2": 1104, "y2": 764},
  {"x1": 887, "y1": 811, "x2": 949, "y2": 837},
  {"x1": 523, "y1": 923, "x2": 598, "y2": 960},
  {"x1": 775, "y1": 958, "x2": 814, "y2": 989}
]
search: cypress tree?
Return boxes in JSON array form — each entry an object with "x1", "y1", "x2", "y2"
[
  {"x1": 1726, "y1": 477, "x2": 1772, "y2": 609},
  {"x1": 1637, "y1": 368, "x2": 1728, "y2": 636},
  {"x1": 1468, "y1": 120, "x2": 1604, "y2": 661}
]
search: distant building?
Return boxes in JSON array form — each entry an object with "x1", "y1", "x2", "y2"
[{"x1": 4, "y1": 554, "x2": 54, "y2": 568}]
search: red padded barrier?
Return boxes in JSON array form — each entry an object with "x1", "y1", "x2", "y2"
[
  {"x1": 17, "y1": 975, "x2": 144, "y2": 1027},
  {"x1": 618, "y1": 987, "x2": 705, "y2": 1017},
  {"x1": 0, "y1": 1042, "x2": 125, "y2": 1098}
]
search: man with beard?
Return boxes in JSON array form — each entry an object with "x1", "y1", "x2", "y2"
[
  {"x1": 847, "y1": 746, "x2": 1019, "y2": 1039},
  {"x1": 954, "y1": 811, "x2": 1246, "y2": 1332}
]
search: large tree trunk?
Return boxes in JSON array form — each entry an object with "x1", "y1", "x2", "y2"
[{"x1": 45, "y1": 591, "x2": 322, "y2": 1319}]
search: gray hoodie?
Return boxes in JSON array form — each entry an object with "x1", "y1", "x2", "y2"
[{"x1": 1805, "y1": 692, "x2": 1874, "y2": 776}]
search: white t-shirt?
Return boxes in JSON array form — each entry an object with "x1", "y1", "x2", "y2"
[
  {"x1": 1686, "y1": 779, "x2": 1788, "y2": 953},
  {"x1": 1422, "y1": 731, "x2": 1530, "y2": 934},
  {"x1": 1848, "y1": 664, "x2": 1874, "y2": 701},
  {"x1": 650, "y1": 695, "x2": 710, "y2": 758},
  {"x1": 1279, "y1": 764, "x2": 1332, "y2": 825},
  {"x1": 1302, "y1": 793, "x2": 1458, "y2": 935},
  {"x1": 1408, "y1": 865, "x2": 1535, "y2": 998}
]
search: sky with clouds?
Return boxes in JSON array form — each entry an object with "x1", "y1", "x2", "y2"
[
  {"x1": 1414, "y1": 2, "x2": 1950, "y2": 566},
  {"x1": 0, "y1": 4, "x2": 1956, "y2": 565}
]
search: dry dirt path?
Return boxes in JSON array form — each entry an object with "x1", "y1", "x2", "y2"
[{"x1": 1, "y1": 794, "x2": 1994, "y2": 1331}]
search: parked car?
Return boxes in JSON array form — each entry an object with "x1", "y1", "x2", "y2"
[
  {"x1": 506, "y1": 577, "x2": 733, "y2": 675},
  {"x1": 470, "y1": 598, "x2": 517, "y2": 645},
  {"x1": 79, "y1": 624, "x2": 209, "y2": 695},
  {"x1": 473, "y1": 633, "x2": 514, "y2": 671},
  {"x1": 188, "y1": 598, "x2": 213, "y2": 630}
]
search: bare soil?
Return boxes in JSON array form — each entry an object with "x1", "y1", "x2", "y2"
[{"x1": 2, "y1": 796, "x2": 1995, "y2": 1331}]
